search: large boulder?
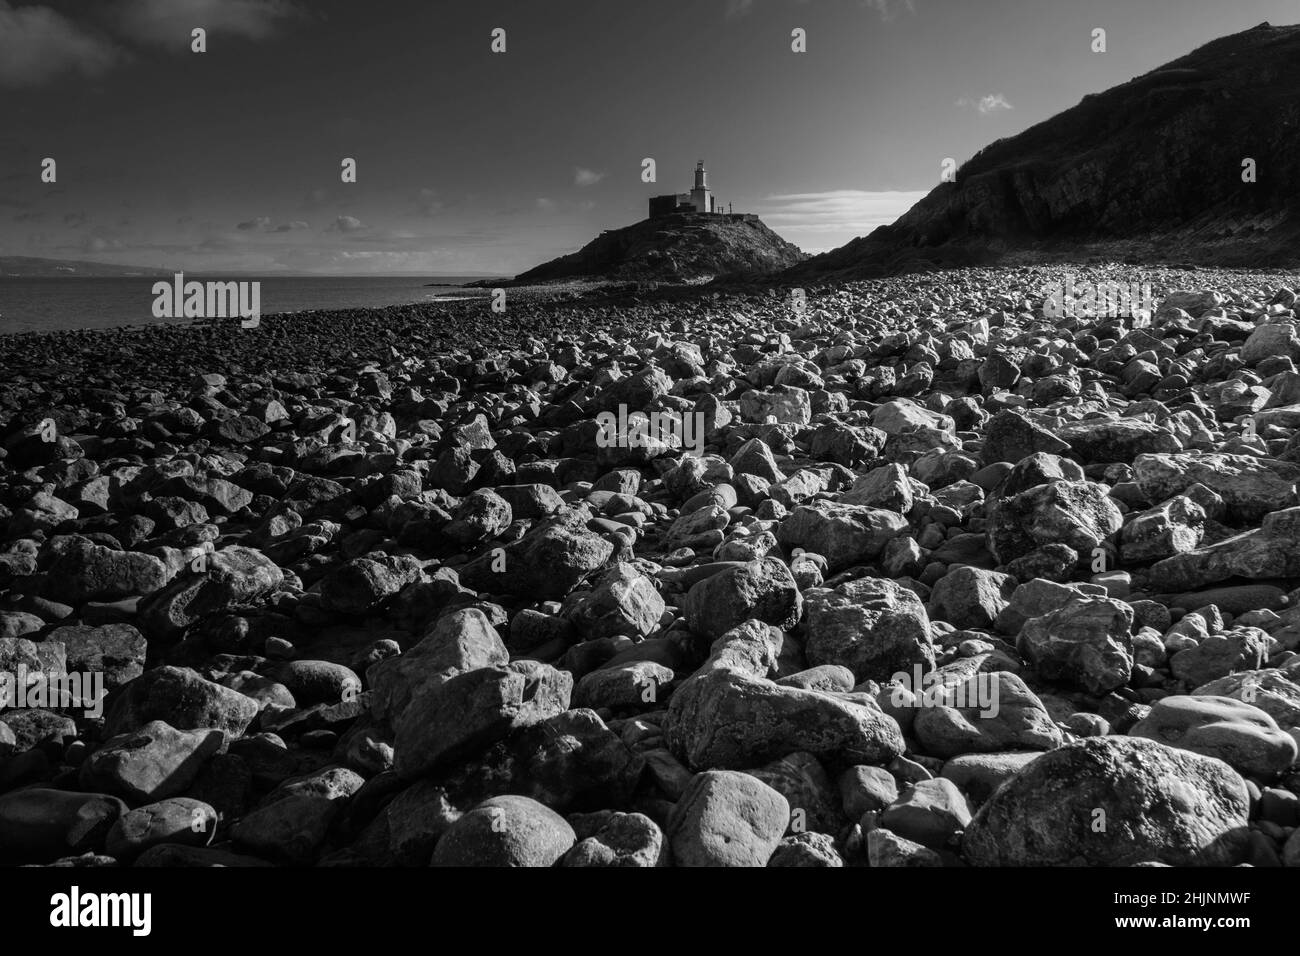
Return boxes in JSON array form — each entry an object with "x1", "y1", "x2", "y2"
[
  {"x1": 911, "y1": 672, "x2": 1063, "y2": 759},
  {"x1": 79, "y1": 720, "x2": 223, "y2": 803},
  {"x1": 459, "y1": 507, "x2": 615, "y2": 600},
  {"x1": 987, "y1": 480, "x2": 1122, "y2": 564},
  {"x1": 566, "y1": 563, "x2": 666, "y2": 641},
  {"x1": 927, "y1": 566, "x2": 1016, "y2": 630},
  {"x1": 431, "y1": 795, "x2": 575, "y2": 867},
  {"x1": 802, "y1": 577, "x2": 933, "y2": 684},
  {"x1": 39, "y1": 535, "x2": 170, "y2": 602},
  {"x1": 963, "y1": 737, "x2": 1251, "y2": 866},
  {"x1": 1133, "y1": 453, "x2": 1300, "y2": 523},
  {"x1": 777, "y1": 501, "x2": 908, "y2": 572},
  {"x1": 667, "y1": 770, "x2": 789, "y2": 867},
  {"x1": 682, "y1": 557, "x2": 802, "y2": 640},
  {"x1": 1016, "y1": 596, "x2": 1134, "y2": 694},
  {"x1": 1131, "y1": 695, "x2": 1298, "y2": 777},
  {"x1": 392, "y1": 661, "x2": 573, "y2": 779},
  {"x1": 136, "y1": 546, "x2": 284, "y2": 641},
  {"x1": 104, "y1": 666, "x2": 259, "y2": 738},
  {"x1": 368, "y1": 608, "x2": 508, "y2": 724},
  {"x1": 1056, "y1": 418, "x2": 1182, "y2": 463},
  {"x1": 665, "y1": 619, "x2": 904, "y2": 770}
]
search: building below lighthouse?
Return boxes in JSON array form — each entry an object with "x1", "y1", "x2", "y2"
[{"x1": 649, "y1": 161, "x2": 728, "y2": 218}]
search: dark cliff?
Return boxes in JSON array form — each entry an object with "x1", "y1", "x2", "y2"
[{"x1": 792, "y1": 22, "x2": 1300, "y2": 278}]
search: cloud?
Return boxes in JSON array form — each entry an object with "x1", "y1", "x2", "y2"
[
  {"x1": 114, "y1": 0, "x2": 300, "y2": 47},
  {"x1": 729, "y1": 0, "x2": 913, "y2": 22},
  {"x1": 724, "y1": 0, "x2": 754, "y2": 20},
  {"x1": 574, "y1": 167, "x2": 605, "y2": 187},
  {"x1": 81, "y1": 234, "x2": 124, "y2": 254},
  {"x1": 63, "y1": 211, "x2": 88, "y2": 227},
  {"x1": 325, "y1": 215, "x2": 366, "y2": 233},
  {"x1": 236, "y1": 216, "x2": 273, "y2": 231},
  {"x1": 753, "y1": 189, "x2": 926, "y2": 244},
  {"x1": 535, "y1": 198, "x2": 557, "y2": 213},
  {"x1": 862, "y1": 0, "x2": 915, "y2": 21},
  {"x1": 274, "y1": 220, "x2": 310, "y2": 232},
  {"x1": 416, "y1": 188, "x2": 442, "y2": 216},
  {"x1": 958, "y1": 93, "x2": 1013, "y2": 114},
  {"x1": 0, "y1": 2, "x2": 121, "y2": 88}
]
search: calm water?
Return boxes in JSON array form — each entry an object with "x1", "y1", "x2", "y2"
[{"x1": 0, "y1": 276, "x2": 500, "y2": 335}]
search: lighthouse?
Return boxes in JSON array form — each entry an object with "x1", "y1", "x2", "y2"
[
  {"x1": 647, "y1": 160, "x2": 723, "y2": 218},
  {"x1": 689, "y1": 160, "x2": 713, "y2": 213}
]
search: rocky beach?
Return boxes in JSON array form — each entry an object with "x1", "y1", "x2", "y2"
[{"x1": 1, "y1": 264, "x2": 1299, "y2": 867}]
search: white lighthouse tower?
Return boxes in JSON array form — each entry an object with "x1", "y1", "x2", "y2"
[{"x1": 689, "y1": 160, "x2": 713, "y2": 213}]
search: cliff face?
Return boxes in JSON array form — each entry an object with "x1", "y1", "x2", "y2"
[
  {"x1": 794, "y1": 22, "x2": 1300, "y2": 278},
  {"x1": 514, "y1": 213, "x2": 806, "y2": 283}
]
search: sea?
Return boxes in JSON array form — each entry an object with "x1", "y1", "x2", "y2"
[{"x1": 0, "y1": 276, "x2": 500, "y2": 336}]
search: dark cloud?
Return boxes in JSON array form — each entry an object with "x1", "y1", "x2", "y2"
[
  {"x1": 0, "y1": 1, "x2": 121, "y2": 88},
  {"x1": 113, "y1": 0, "x2": 302, "y2": 48}
]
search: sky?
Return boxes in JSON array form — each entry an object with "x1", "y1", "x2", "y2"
[{"x1": 1, "y1": 0, "x2": 1297, "y2": 275}]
